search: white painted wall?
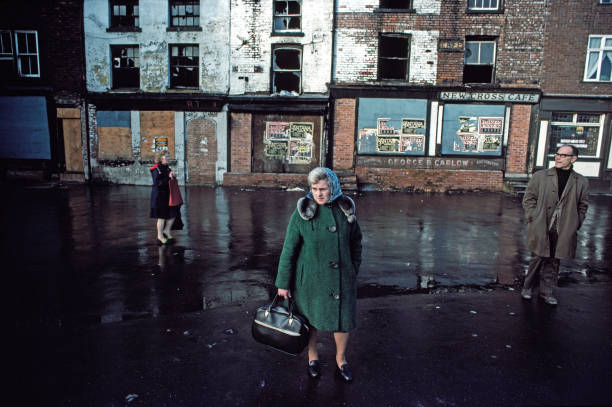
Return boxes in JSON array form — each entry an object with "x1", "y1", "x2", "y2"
[
  {"x1": 229, "y1": 0, "x2": 333, "y2": 95},
  {"x1": 336, "y1": 0, "x2": 441, "y2": 15},
  {"x1": 334, "y1": 29, "x2": 438, "y2": 84},
  {"x1": 84, "y1": 0, "x2": 230, "y2": 93}
]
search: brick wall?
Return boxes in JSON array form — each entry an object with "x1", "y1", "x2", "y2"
[
  {"x1": 355, "y1": 168, "x2": 503, "y2": 192},
  {"x1": 506, "y1": 104, "x2": 531, "y2": 174},
  {"x1": 186, "y1": 118, "x2": 217, "y2": 185},
  {"x1": 230, "y1": 113, "x2": 252, "y2": 172},
  {"x1": 541, "y1": 1, "x2": 612, "y2": 94},
  {"x1": 335, "y1": 0, "x2": 546, "y2": 87},
  {"x1": 333, "y1": 98, "x2": 356, "y2": 170},
  {"x1": 224, "y1": 172, "x2": 307, "y2": 188}
]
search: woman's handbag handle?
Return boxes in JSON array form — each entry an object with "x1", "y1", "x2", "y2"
[{"x1": 265, "y1": 294, "x2": 297, "y2": 321}]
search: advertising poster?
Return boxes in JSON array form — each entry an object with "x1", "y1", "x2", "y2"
[
  {"x1": 264, "y1": 121, "x2": 314, "y2": 162},
  {"x1": 441, "y1": 104, "x2": 505, "y2": 156},
  {"x1": 357, "y1": 98, "x2": 428, "y2": 155}
]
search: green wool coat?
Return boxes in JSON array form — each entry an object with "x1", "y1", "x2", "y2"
[{"x1": 275, "y1": 195, "x2": 363, "y2": 332}]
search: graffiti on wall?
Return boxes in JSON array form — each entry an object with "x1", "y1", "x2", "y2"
[
  {"x1": 264, "y1": 121, "x2": 314, "y2": 164},
  {"x1": 357, "y1": 98, "x2": 427, "y2": 155}
]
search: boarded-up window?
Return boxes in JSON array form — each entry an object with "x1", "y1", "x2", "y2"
[
  {"x1": 140, "y1": 111, "x2": 175, "y2": 160},
  {"x1": 97, "y1": 111, "x2": 132, "y2": 160}
]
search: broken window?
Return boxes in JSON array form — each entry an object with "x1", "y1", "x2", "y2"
[
  {"x1": 0, "y1": 30, "x2": 14, "y2": 77},
  {"x1": 584, "y1": 35, "x2": 612, "y2": 82},
  {"x1": 14, "y1": 31, "x2": 39, "y2": 77},
  {"x1": 463, "y1": 39, "x2": 496, "y2": 83},
  {"x1": 170, "y1": 44, "x2": 199, "y2": 88},
  {"x1": 378, "y1": 34, "x2": 410, "y2": 80},
  {"x1": 111, "y1": 45, "x2": 139, "y2": 88},
  {"x1": 273, "y1": 1, "x2": 301, "y2": 32},
  {"x1": 379, "y1": 0, "x2": 412, "y2": 9},
  {"x1": 110, "y1": 0, "x2": 139, "y2": 28},
  {"x1": 468, "y1": 0, "x2": 500, "y2": 11},
  {"x1": 272, "y1": 46, "x2": 301, "y2": 94},
  {"x1": 169, "y1": 0, "x2": 200, "y2": 27}
]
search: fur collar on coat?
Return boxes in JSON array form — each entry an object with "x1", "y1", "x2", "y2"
[{"x1": 297, "y1": 195, "x2": 356, "y2": 224}]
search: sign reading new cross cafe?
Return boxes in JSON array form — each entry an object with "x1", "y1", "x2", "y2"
[{"x1": 440, "y1": 91, "x2": 540, "y2": 103}]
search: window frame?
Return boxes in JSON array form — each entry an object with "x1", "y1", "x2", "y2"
[
  {"x1": 375, "y1": 0, "x2": 415, "y2": 12},
  {"x1": 273, "y1": 0, "x2": 302, "y2": 34},
  {"x1": 109, "y1": 0, "x2": 140, "y2": 29},
  {"x1": 169, "y1": 44, "x2": 200, "y2": 89},
  {"x1": 169, "y1": 0, "x2": 200, "y2": 28},
  {"x1": 467, "y1": 0, "x2": 503, "y2": 13},
  {"x1": 600, "y1": 0, "x2": 612, "y2": 4},
  {"x1": 271, "y1": 44, "x2": 302, "y2": 94},
  {"x1": 14, "y1": 30, "x2": 40, "y2": 78},
  {"x1": 463, "y1": 38, "x2": 496, "y2": 84},
  {"x1": 378, "y1": 33, "x2": 411, "y2": 81},
  {"x1": 111, "y1": 44, "x2": 140, "y2": 89},
  {"x1": 548, "y1": 112, "x2": 605, "y2": 159},
  {"x1": 583, "y1": 34, "x2": 612, "y2": 82}
]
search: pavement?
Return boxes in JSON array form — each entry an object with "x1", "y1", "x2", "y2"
[{"x1": 8, "y1": 184, "x2": 612, "y2": 407}]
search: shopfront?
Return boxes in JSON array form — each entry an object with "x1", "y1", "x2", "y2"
[{"x1": 332, "y1": 87, "x2": 540, "y2": 192}]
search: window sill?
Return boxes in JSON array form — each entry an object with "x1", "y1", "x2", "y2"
[
  {"x1": 166, "y1": 26, "x2": 202, "y2": 32},
  {"x1": 465, "y1": 9, "x2": 504, "y2": 14},
  {"x1": 107, "y1": 27, "x2": 142, "y2": 32},
  {"x1": 374, "y1": 8, "x2": 416, "y2": 13},
  {"x1": 271, "y1": 32, "x2": 305, "y2": 37}
]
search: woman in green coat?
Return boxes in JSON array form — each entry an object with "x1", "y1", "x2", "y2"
[{"x1": 276, "y1": 167, "x2": 363, "y2": 382}]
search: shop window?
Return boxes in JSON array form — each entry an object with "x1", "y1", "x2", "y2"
[
  {"x1": 169, "y1": 0, "x2": 200, "y2": 27},
  {"x1": 272, "y1": 45, "x2": 301, "y2": 94},
  {"x1": 379, "y1": 0, "x2": 412, "y2": 9},
  {"x1": 111, "y1": 45, "x2": 139, "y2": 89},
  {"x1": 468, "y1": 0, "x2": 500, "y2": 11},
  {"x1": 170, "y1": 44, "x2": 199, "y2": 88},
  {"x1": 548, "y1": 112, "x2": 604, "y2": 157},
  {"x1": 110, "y1": 0, "x2": 139, "y2": 28},
  {"x1": 441, "y1": 104, "x2": 505, "y2": 156},
  {"x1": 584, "y1": 35, "x2": 612, "y2": 82},
  {"x1": 378, "y1": 34, "x2": 410, "y2": 80},
  {"x1": 463, "y1": 39, "x2": 495, "y2": 83},
  {"x1": 273, "y1": 1, "x2": 301, "y2": 33},
  {"x1": 601, "y1": 0, "x2": 612, "y2": 4}
]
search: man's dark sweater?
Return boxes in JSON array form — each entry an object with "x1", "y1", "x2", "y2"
[{"x1": 556, "y1": 167, "x2": 571, "y2": 199}]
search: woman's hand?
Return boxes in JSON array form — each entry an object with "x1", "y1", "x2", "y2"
[
  {"x1": 277, "y1": 288, "x2": 291, "y2": 299},
  {"x1": 169, "y1": 171, "x2": 176, "y2": 179}
]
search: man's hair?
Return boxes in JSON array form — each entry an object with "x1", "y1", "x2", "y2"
[{"x1": 558, "y1": 144, "x2": 579, "y2": 158}]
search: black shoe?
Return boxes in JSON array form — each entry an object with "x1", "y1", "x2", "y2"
[
  {"x1": 336, "y1": 364, "x2": 353, "y2": 383},
  {"x1": 308, "y1": 360, "x2": 321, "y2": 378},
  {"x1": 156, "y1": 238, "x2": 167, "y2": 246}
]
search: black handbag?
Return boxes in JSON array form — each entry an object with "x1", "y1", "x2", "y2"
[
  {"x1": 251, "y1": 295, "x2": 310, "y2": 355},
  {"x1": 171, "y1": 212, "x2": 183, "y2": 230}
]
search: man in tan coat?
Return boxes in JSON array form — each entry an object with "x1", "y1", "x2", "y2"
[{"x1": 521, "y1": 144, "x2": 589, "y2": 305}]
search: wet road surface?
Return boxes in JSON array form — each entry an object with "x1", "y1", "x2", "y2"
[
  {"x1": 9, "y1": 185, "x2": 610, "y2": 327},
  {"x1": 7, "y1": 184, "x2": 612, "y2": 406}
]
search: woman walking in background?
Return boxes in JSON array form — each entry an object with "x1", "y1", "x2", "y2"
[
  {"x1": 276, "y1": 167, "x2": 363, "y2": 382},
  {"x1": 150, "y1": 151, "x2": 179, "y2": 245}
]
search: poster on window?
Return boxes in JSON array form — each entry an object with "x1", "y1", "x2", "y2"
[
  {"x1": 357, "y1": 98, "x2": 428, "y2": 155},
  {"x1": 264, "y1": 121, "x2": 313, "y2": 162},
  {"x1": 441, "y1": 104, "x2": 505, "y2": 156}
]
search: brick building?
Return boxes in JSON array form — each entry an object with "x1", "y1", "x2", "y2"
[
  {"x1": 330, "y1": 0, "x2": 545, "y2": 192},
  {"x1": 222, "y1": 0, "x2": 334, "y2": 188},
  {"x1": 0, "y1": 0, "x2": 87, "y2": 182},
  {"x1": 83, "y1": 0, "x2": 229, "y2": 185},
  {"x1": 536, "y1": 0, "x2": 612, "y2": 192}
]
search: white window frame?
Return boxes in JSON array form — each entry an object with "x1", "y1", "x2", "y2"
[
  {"x1": 468, "y1": 0, "x2": 500, "y2": 11},
  {"x1": 273, "y1": 0, "x2": 301, "y2": 33},
  {"x1": 548, "y1": 112, "x2": 605, "y2": 159},
  {"x1": 584, "y1": 35, "x2": 612, "y2": 82},
  {"x1": 465, "y1": 40, "x2": 496, "y2": 65},
  {"x1": 14, "y1": 30, "x2": 40, "y2": 78},
  {"x1": 272, "y1": 45, "x2": 302, "y2": 94}
]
